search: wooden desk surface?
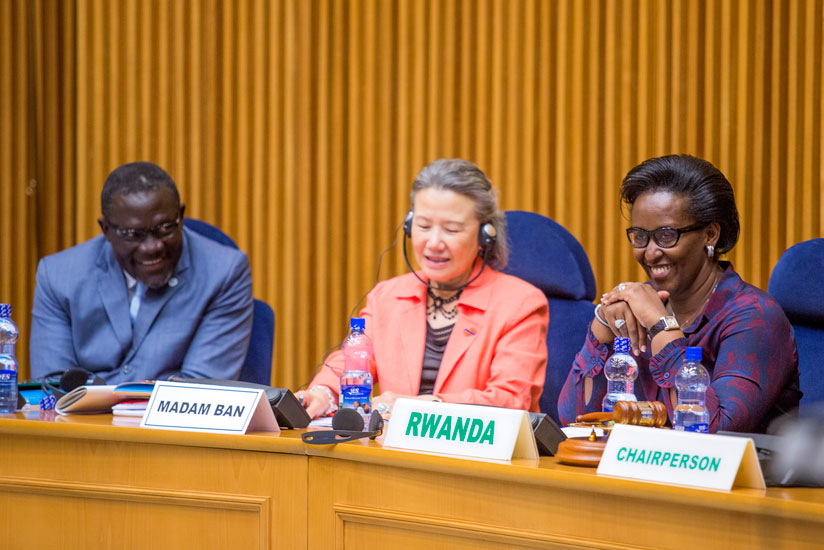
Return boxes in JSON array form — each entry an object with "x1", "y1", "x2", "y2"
[{"x1": 2, "y1": 411, "x2": 823, "y2": 549}]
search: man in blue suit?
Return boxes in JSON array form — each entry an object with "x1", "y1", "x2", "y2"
[{"x1": 30, "y1": 162, "x2": 254, "y2": 384}]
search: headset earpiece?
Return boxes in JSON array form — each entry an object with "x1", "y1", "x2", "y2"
[
  {"x1": 40, "y1": 368, "x2": 105, "y2": 400},
  {"x1": 367, "y1": 409, "x2": 385, "y2": 434},
  {"x1": 403, "y1": 210, "x2": 414, "y2": 238},
  {"x1": 332, "y1": 407, "x2": 365, "y2": 431},
  {"x1": 401, "y1": 211, "x2": 493, "y2": 292},
  {"x1": 302, "y1": 408, "x2": 385, "y2": 445},
  {"x1": 478, "y1": 222, "x2": 497, "y2": 255}
]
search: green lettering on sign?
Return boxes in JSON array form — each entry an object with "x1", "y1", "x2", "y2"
[
  {"x1": 421, "y1": 413, "x2": 441, "y2": 438},
  {"x1": 406, "y1": 412, "x2": 422, "y2": 436},
  {"x1": 437, "y1": 416, "x2": 453, "y2": 439},
  {"x1": 479, "y1": 420, "x2": 495, "y2": 444},
  {"x1": 453, "y1": 416, "x2": 469, "y2": 441},
  {"x1": 467, "y1": 419, "x2": 484, "y2": 442}
]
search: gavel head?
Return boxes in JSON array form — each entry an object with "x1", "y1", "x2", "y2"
[
  {"x1": 574, "y1": 401, "x2": 668, "y2": 427},
  {"x1": 612, "y1": 401, "x2": 668, "y2": 427}
]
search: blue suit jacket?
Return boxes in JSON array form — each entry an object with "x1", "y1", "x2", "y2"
[{"x1": 30, "y1": 227, "x2": 254, "y2": 384}]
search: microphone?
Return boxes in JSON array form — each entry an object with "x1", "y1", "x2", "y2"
[
  {"x1": 40, "y1": 368, "x2": 106, "y2": 400},
  {"x1": 302, "y1": 408, "x2": 385, "y2": 445},
  {"x1": 402, "y1": 231, "x2": 490, "y2": 293},
  {"x1": 401, "y1": 210, "x2": 497, "y2": 293}
]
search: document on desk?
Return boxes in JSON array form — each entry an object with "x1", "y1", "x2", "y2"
[
  {"x1": 55, "y1": 382, "x2": 155, "y2": 415},
  {"x1": 309, "y1": 417, "x2": 334, "y2": 428},
  {"x1": 56, "y1": 385, "x2": 120, "y2": 414}
]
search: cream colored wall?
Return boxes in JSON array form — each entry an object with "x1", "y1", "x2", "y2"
[{"x1": 3, "y1": 0, "x2": 822, "y2": 386}]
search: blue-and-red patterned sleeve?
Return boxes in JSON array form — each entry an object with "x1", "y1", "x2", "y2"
[
  {"x1": 702, "y1": 299, "x2": 796, "y2": 432},
  {"x1": 557, "y1": 327, "x2": 612, "y2": 425}
]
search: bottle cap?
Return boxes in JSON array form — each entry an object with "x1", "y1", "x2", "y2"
[
  {"x1": 613, "y1": 337, "x2": 630, "y2": 353},
  {"x1": 685, "y1": 346, "x2": 702, "y2": 362},
  {"x1": 350, "y1": 317, "x2": 366, "y2": 332},
  {"x1": 0, "y1": 304, "x2": 10, "y2": 318}
]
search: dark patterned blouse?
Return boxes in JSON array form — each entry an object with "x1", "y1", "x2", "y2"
[
  {"x1": 419, "y1": 322, "x2": 455, "y2": 395},
  {"x1": 558, "y1": 262, "x2": 801, "y2": 433}
]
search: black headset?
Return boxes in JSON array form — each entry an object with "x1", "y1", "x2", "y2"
[
  {"x1": 402, "y1": 210, "x2": 497, "y2": 292},
  {"x1": 301, "y1": 408, "x2": 385, "y2": 445},
  {"x1": 40, "y1": 368, "x2": 106, "y2": 400}
]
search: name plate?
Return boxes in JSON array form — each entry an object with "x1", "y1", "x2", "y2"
[
  {"x1": 141, "y1": 381, "x2": 279, "y2": 434},
  {"x1": 383, "y1": 398, "x2": 538, "y2": 461},
  {"x1": 597, "y1": 424, "x2": 765, "y2": 491}
]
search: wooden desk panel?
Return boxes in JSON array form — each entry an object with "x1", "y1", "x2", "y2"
[
  {"x1": 305, "y1": 440, "x2": 824, "y2": 550},
  {"x1": 0, "y1": 412, "x2": 307, "y2": 550},
  {"x1": 2, "y1": 412, "x2": 824, "y2": 549}
]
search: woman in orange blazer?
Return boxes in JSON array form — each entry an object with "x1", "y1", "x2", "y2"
[{"x1": 299, "y1": 159, "x2": 549, "y2": 418}]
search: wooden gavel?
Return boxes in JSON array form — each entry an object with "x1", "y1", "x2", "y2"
[{"x1": 575, "y1": 401, "x2": 667, "y2": 427}]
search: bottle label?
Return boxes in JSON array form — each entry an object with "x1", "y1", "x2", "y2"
[
  {"x1": 682, "y1": 422, "x2": 709, "y2": 433},
  {"x1": 603, "y1": 393, "x2": 637, "y2": 412},
  {"x1": 0, "y1": 370, "x2": 16, "y2": 381},
  {"x1": 340, "y1": 371, "x2": 372, "y2": 415}
]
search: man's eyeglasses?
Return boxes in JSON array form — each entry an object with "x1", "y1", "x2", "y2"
[
  {"x1": 625, "y1": 223, "x2": 707, "y2": 249},
  {"x1": 105, "y1": 217, "x2": 181, "y2": 242}
]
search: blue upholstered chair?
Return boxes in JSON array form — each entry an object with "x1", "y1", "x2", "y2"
[
  {"x1": 502, "y1": 211, "x2": 596, "y2": 423},
  {"x1": 768, "y1": 238, "x2": 824, "y2": 415},
  {"x1": 183, "y1": 218, "x2": 275, "y2": 385}
]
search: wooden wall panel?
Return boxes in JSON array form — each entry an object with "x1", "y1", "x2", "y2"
[{"x1": 3, "y1": 0, "x2": 823, "y2": 391}]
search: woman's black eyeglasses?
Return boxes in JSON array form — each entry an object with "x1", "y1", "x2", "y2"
[
  {"x1": 625, "y1": 223, "x2": 707, "y2": 248},
  {"x1": 104, "y1": 217, "x2": 181, "y2": 243}
]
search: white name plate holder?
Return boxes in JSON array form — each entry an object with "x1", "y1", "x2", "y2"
[
  {"x1": 597, "y1": 423, "x2": 765, "y2": 491},
  {"x1": 383, "y1": 398, "x2": 538, "y2": 461},
  {"x1": 140, "y1": 381, "x2": 279, "y2": 434}
]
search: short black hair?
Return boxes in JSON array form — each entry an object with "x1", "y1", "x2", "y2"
[
  {"x1": 101, "y1": 162, "x2": 180, "y2": 218},
  {"x1": 620, "y1": 154, "x2": 740, "y2": 255}
]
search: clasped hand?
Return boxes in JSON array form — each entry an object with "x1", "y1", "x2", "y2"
[{"x1": 598, "y1": 281, "x2": 670, "y2": 355}]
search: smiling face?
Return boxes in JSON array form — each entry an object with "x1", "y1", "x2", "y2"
[
  {"x1": 411, "y1": 188, "x2": 481, "y2": 289},
  {"x1": 629, "y1": 191, "x2": 719, "y2": 300},
  {"x1": 101, "y1": 188, "x2": 184, "y2": 289}
]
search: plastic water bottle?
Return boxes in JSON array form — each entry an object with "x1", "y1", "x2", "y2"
[
  {"x1": 339, "y1": 318, "x2": 373, "y2": 417},
  {"x1": 602, "y1": 337, "x2": 638, "y2": 413},
  {"x1": 674, "y1": 346, "x2": 710, "y2": 433},
  {"x1": 0, "y1": 304, "x2": 19, "y2": 414}
]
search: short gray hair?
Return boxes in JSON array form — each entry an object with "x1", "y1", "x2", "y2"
[{"x1": 411, "y1": 158, "x2": 508, "y2": 269}]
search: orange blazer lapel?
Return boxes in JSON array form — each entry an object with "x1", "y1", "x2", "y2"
[
  {"x1": 390, "y1": 276, "x2": 428, "y2": 394},
  {"x1": 434, "y1": 269, "x2": 493, "y2": 392}
]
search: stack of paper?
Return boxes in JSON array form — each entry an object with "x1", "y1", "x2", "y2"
[{"x1": 112, "y1": 399, "x2": 149, "y2": 417}]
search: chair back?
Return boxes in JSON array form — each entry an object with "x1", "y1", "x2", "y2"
[
  {"x1": 503, "y1": 211, "x2": 596, "y2": 423},
  {"x1": 183, "y1": 218, "x2": 275, "y2": 385},
  {"x1": 183, "y1": 217, "x2": 239, "y2": 249},
  {"x1": 768, "y1": 238, "x2": 824, "y2": 414}
]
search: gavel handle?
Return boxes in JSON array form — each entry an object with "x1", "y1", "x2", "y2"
[{"x1": 576, "y1": 411, "x2": 614, "y2": 424}]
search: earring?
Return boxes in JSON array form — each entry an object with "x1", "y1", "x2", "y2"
[{"x1": 706, "y1": 244, "x2": 715, "y2": 258}]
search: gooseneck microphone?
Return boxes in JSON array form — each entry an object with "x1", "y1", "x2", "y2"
[{"x1": 302, "y1": 408, "x2": 385, "y2": 445}]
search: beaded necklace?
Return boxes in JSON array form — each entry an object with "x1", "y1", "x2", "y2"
[{"x1": 427, "y1": 288, "x2": 463, "y2": 320}]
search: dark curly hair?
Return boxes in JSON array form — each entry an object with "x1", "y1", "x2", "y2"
[{"x1": 620, "y1": 154, "x2": 740, "y2": 255}]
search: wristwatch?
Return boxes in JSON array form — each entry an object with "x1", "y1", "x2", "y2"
[{"x1": 648, "y1": 315, "x2": 680, "y2": 340}]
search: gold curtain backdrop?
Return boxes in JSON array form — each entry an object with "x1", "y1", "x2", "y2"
[{"x1": 3, "y1": 0, "x2": 822, "y2": 388}]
